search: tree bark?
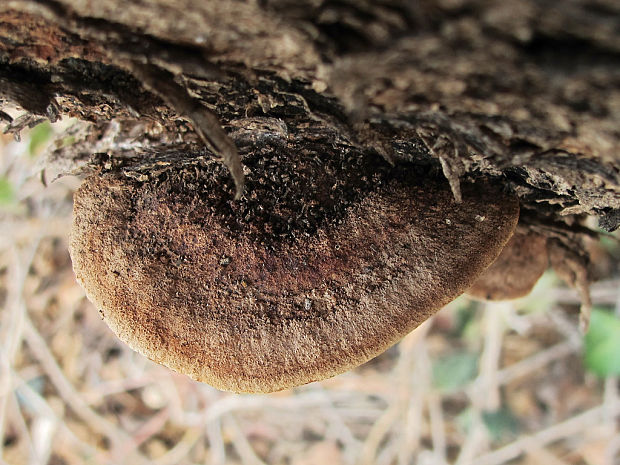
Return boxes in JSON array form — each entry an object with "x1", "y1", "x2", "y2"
[{"x1": 1, "y1": 0, "x2": 619, "y2": 233}]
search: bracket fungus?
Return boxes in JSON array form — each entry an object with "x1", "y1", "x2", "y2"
[
  {"x1": 466, "y1": 231, "x2": 549, "y2": 301},
  {"x1": 70, "y1": 151, "x2": 519, "y2": 393}
]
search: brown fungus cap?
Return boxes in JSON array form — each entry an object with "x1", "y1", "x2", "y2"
[
  {"x1": 70, "y1": 152, "x2": 518, "y2": 393},
  {"x1": 467, "y1": 231, "x2": 549, "y2": 301}
]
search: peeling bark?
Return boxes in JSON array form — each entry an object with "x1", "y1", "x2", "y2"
[{"x1": 1, "y1": 0, "x2": 619, "y2": 229}]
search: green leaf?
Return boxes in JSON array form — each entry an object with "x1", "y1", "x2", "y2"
[
  {"x1": 432, "y1": 352, "x2": 478, "y2": 392},
  {"x1": 599, "y1": 235, "x2": 620, "y2": 260},
  {"x1": 28, "y1": 121, "x2": 52, "y2": 156},
  {"x1": 584, "y1": 308, "x2": 620, "y2": 377},
  {"x1": 453, "y1": 301, "x2": 478, "y2": 337},
  {"x1": 0, "y1": 177, "x2": 15, "y2": 205},
  {"x1": 60, "y1": 135, "x2": 76, "y2": 147},
  {"x1": 482, "y1": 407, "x2": 520, "y2": 442}
]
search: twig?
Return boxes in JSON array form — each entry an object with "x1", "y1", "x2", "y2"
[
  {"x1": 524, "y1": 444, "x2": 571, "y2": 465},
  {"x1": 361, "y1": 320, "x2": 432, "y2": 465},
  {"x1": 0, "y1": 241, "x2": 41, "y2": 460},
  {"x1": 469, "y1": 340, "x2": 578, "y2": 393},
  {"x1": 551, "y1": 279, "x2": 620, "y2": 307},
  {"x1": 115, "y1": 407, "x2": 170, "y2": 461},
  {"x1": 22, "y1": 317, "x2": 129, "y2": 446},
  {"x1": 456, "y1": 419, "x2": 488, "y2": 465},
  {"x1": 225, "y1": 413, "x2": 267, "y2": 465},
  {"x1": 205, "y1": 417, "x2": 226, "y2": 465},
  {"x1": 83, "y1": 375, "x2": 160, "y2": 403},
  {"x1": 427, "y1": 392, "x2": 447, "y2": 464},
  {"x1": 376, "y1": 435, "x2": 400, "y2": 465},
  {"x1": 398, "y1": 338, "x2": 431, "y2": 465},
  {"x1": 8, "y1": 393, "x2": 36, "y2": 464},
  {"x1": 456, "y1": 302, "x2": 507, "y2": 464},
  {"x1": 30, "y1": 414, "x2": 57, "y2": 465},
  {"x1": 12, "y1": 374, "x2": 102, "y2": 462},
  {"x1": 547, "y1": 309, "x2": 582, "y2": 346},
  {"x1": 201, "y1": 392, "x2": 331, "y2": 426},
  {"x1": 480, "y1": 302, "x2": 507, "y2": 410},
  {"x1": 314, "y1": 386, "x2": 360, "y2": 465},
  {"x1": 469, "y1": 402, "x2": 620, "y2": 465},
  {"x1": 358, "y1": 374, "x2": 400, "y2": 465},
  {"x1": 153, "y1": 426, "x2": 202, "y2": 465},
  {"x1": 127, "y1": 62, "x2": 245, "y2": 199},
  {"x1": 606, "y1": 434, "x2": 620, "y2": 465}
]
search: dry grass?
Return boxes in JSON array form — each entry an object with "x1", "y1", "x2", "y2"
[{"x1": 0, "y1": 120, "x2": 618, "y2": 465}]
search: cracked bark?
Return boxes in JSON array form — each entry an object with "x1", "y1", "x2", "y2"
[{"x1": 1, "y1": 1, "x2": 619, "y2": 230}]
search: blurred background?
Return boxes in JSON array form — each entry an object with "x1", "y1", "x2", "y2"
[{"x1": 0, "y1": 119, "x2": 619, "y2": 465}]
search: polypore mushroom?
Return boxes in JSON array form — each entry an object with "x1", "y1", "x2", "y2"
[
  {"x1": 466, "y1": 231, "x2": 549, "y2": 301},
  {"x1": 70, "y1": 150, "x2": 518, "y2": 393}
]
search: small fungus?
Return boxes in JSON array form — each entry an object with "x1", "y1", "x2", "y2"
[
  {"x1": 466, "y1": 231, "x2": 548, "y2": 301},
  {"x1": 70, "y1": 151, "x2": 518, "y2": 393}
]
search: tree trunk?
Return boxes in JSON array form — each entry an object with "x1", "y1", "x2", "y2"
[{"x1": 1, "y1": 1, "x2": 619, "y2": 231}]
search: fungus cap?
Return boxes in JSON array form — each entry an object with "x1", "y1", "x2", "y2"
[
  {"x1": 70, "y1": 165, "x2": 518, "y2": 393},
  {"x1": 467, "y1": 231, "x2": 548, "y2": 301}
]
